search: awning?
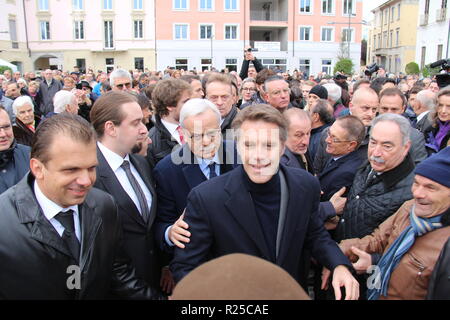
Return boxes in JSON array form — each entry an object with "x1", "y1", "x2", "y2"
[{"x1": 0, "y1": 58, "x2": 18, "y2": 72}]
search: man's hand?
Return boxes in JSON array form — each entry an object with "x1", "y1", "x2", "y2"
[
  {"x1": 168, "y1": 213, "x2": 190, "y2": 249},
  {"x1": 160, "y1": 266, "x2": 175, "y2": 295},
  {"x1": 330, "y1": 187, "x2": 347, "y2": 215},
  {"x1": 351, "y1": 246, "x2": 372, "y2": 274},
  {"x1": 331, "y1": 265, "x2": 359, "y2": 300}
]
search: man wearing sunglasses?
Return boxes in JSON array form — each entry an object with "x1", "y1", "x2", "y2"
[{"x1": 110, "y1": 68, "x2": 133, "y2": 92}]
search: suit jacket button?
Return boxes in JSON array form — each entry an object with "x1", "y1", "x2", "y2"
[{"x1": 355, "y1": 195, "x2": 360, "y2": 199}]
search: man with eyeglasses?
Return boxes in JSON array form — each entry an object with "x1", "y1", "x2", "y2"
[
  {"x1": 262, "y1": 75, "x2": 291, "y2": 113},
  {"x1": 110, "y1": 68, "x2": 133, "y2": 92},
  {"x1": 205, "y1": 73, "x2": 239, "y2": 137},
  {"x1": 0, "y1": 105, "x2": 30, "y2": 194}
]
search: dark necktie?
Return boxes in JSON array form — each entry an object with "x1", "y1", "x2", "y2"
[
  {"x1": 208, "y1": 162, "x2": 217, "y2": 179},
  {"x1": 55, "y1": 209, "x2": 80, "y2": 264},
  {"x1": 121, "y1": 160, "x2": 150, "y2": 222}
]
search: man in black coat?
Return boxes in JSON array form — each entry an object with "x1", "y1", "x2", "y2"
[
  {"x1": 90, "y1": 91, "x2": 163, "y2": 293},
  {"x1": 0, "y1": 113, "x2": 162, "y2": 299},
  {"x1": 147, "y1": 78, "x2": 192, "y2": 166},
  {"x1": 171, "y1": 105, "x2": 360, "y2": 300},
  {"x1": 0, "y1": 106, "x2": 30, "y2": 194}
]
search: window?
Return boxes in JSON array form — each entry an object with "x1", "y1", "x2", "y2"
[
  {"x1": 443, "y1": 0, "x2": 448, "y2": 8},
  {"x1": 199, "y1": 24, "x2": 213, "y2": 39},
  {"x1": 40, "y1": 21, "x2": 50, "y2": 40},
  {"x1": 76, "y1": 59, "x2": 86, "y2": 73},
  {"x1": 388, "y1": 30, "x2": 392, "y2": 47},
  {"x1": 38, "y1": 0, "x2": 48, "y2": 11},
  {"x1": 391, "y1": 7, "x2": 395, "y2": 22},
  {"x1": 174, "y1": 24, "x2": 189, "y2": 40},
  {"x1": 175, "y1": 58, "x2": 188, "y2": 70},
  {"x1": 225, "y1": 58, "x2": 237, "y2": 72},
  {"x1": 384, "y1": 10, "x2": 388, "y2": 24},
  {"x1": 135, "y1": 57, "x2": 144, "y2": 70},
  {"x1": 397, "y1": 4, "x2": 401, "y2": 19},
  {"x1": 174, "y1": 0, "x2": 188, "y2": 10},
  {"x1": 383, "y1": 31, "x2": 387, "y2": 48},
  {"x1": 104, "y1": 21, "x2": 114, "y2": 48},
  {"x1": 134, "y1": 20, "x2": 143, "y2": 39},
  {"x1": 262, "y1": 59, "x2": 287, "y2": 72},
  {"x1": 133, "y1": 0, "x2": 143, "y2": 10},
  {"x1": 201, "y1": 58, "x2": 212, "y2": 71},
  {"x1": 343, "y1": 0, "x2": 355, "y2": 15},
  {"x1": 373, "y1": 35, "x2": 377, "y2": 49},
  {"x1": 225, "y1": 0, "x2": 238, "y2": 11},
  {"x1": 73, "y1": 0, "x2": 83, "y2": 10},
  {"x1": 425, "y1": 0, "x2": 430, "y2": 14},
  {"x1": 225, "y1": 25, "x2": 238, "y2": 40},
  {"x1": 321, "y1": 27, "x2": 333, "y2": 42},
  {"x1": 378, "y1": 34, "x2": 381, "y2": 48},
  {"x1": 322, "y1": 0, "x2": 333, "y2": 14},
  {"x1": 106, "y1": 58, "x2": 114, "y2": 73},
  {"x1": 437, "y1": 44, "x2": 443, "y2": 60},
  {"x1": 9, "y1": 19, "x2": 18, "y2": 49},
  {"x1": 321, "y1": 59, "x2": 332, "y2": 75},
  {"x1": 103, "y1": 0, "x2": 112, "y2": 10},
  {"x1": 299, "y1": 26, "x2": 312, "y2": 41},
  {"x1": 299, "y1": 59, "x2": 310, "y2": 76},
  {"x1": 74, "y1": 21, "x2": 84, "y2": 40},
  {"x1": 300, "y1": 0, "x2": 312, "y2": 13},
  {"x1": 199, "y1": 0, "x2": 213, "y2": 10},
  {"x1": 342, "y1": 28, "x2": 353, "y2": 42},
  {"x1": 396, "y1": 28, "x2": 399, "y2": 46},
  {"x1": 421, "y1": 46, "x2": 426, "y2": 70}
]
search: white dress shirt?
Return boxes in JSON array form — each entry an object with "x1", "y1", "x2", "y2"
[
  {"x1": 161, "y1": 119, "x2": 183, "y2": 145},
  {"x1": 416, "y1": 110, "x2": 430, "y2": 124},
  {"x1": 34, "y1": 181, "x2": 81, "y2": 241},
  {"x1": 97, "y1": 142, "x2": 152, "y2": 216}
]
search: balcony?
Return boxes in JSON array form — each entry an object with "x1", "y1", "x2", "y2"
[
  {"x1": 249, "y1": 26, "x2": 288, "y2": 51},
  {"x1": 419, "y1": 14, "x2": 429, "y2": 26},
  {"x1": 250, "y1": 0, "x2": 288, "y2": 22},
  {"x1": 436, "y1": 8, "x2": 446, "y2": 22}
]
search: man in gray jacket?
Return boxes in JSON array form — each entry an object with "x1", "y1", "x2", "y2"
[{"x1": 37, "y1": 69, "x2": 63, "y2": 116}]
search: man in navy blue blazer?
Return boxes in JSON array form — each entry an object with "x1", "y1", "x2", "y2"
[
  {"x1": 153, "y1": 99, "x2": 239, "y2": 253},
  {"x1": 171, "y1": 104, "x2": 360, "y2": 300}
]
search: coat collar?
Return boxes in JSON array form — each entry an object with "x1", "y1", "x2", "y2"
[{"x1": 368, "y1": 153, "x2": 415, "y2": 189}]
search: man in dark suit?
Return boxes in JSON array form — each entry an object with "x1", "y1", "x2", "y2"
[
  {"x1": 411, "y1": 89, "x2": 434, "y2": 133},
  {"x1": 90, "y1": 91, "x2": 162, "y2": 292},
  {"x1": 0, "y1": 113, "x2": 162, "y2": 299},
  {"x1": 153, "y1": 99, "x2": 238, "y2": 252},
  {"x1": 281, "y1": 108, "x2": 314, "y2": 174},
  {"x1": 171, "y1": 104, "x2": 360, "y2": 300}
]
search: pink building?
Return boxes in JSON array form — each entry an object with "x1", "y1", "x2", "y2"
[{"x1": 155, "y1": 0, "x2": 363, "y2": 75}]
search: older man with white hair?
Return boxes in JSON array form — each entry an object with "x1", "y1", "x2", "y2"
[
  {"x1": 12, "y1": 95, "x2": 40, "y2": 146},
  {"x1": 37, "y1": 69, "x2": 63, "y2": 116},
  {"x1": 52, "y1": 90, "x2": 79, "y2": 115},
  {"x1": 110, "y1": 68, "x2": 133, "y2": 92},
  {"x1": 323, "y1": 82, "x2": 345, "y2": 118},
  {"x1": 411, "y1": 89, "x2": 435, "y2": 133},
  {"x1": 153, "y1": 98, "x2": 239, "y2": 254}
]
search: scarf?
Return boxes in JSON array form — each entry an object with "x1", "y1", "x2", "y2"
[
  {"x1": 0, "y1": 140, "x2": 17, "y2": 169},
  {"x1": 367, "y1": 205, "x2": 443, "y2": 300}
]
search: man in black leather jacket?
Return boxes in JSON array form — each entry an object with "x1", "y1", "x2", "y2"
[{"x1": 0, "y1": 113, "x2": 163, "y2": 299}]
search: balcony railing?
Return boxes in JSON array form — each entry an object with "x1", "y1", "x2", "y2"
[
  {"x1": 436, "y1": 8, "x2": 446, "y2": 22},
  {"x1": 250, "y1": 10, "x2": 287, "y2": 22},
  {"x1": 420, "y1": 14, "x2": 429, "y2": 26}
]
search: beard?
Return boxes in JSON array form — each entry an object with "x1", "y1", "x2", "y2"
[{"x1": 131, "y1": 142, "x2": 142, "y2": 154}]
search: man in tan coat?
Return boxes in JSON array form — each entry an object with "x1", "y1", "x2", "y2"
[{"x1": 324, "y1": 147, "x2": 450, "y2": 300}]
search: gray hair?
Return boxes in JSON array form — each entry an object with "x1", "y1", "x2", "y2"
[
  {"x1": 416, "y1": 90, "x2": 436, "y2": 111},
  {"x1": 180, "y1": 98, "x2": 221, "y2": 128},
  {"x1": 12, "y1": 95, "x2": 34, "y2": 115},
  {"x1": 262, "y1": 75, "x2": 286, "y2": 92},
  {"x1": 371, "y1": 113, "x2": 411, "y2": 145},
  {"x1": 323, "y1": 83, "x2": 342, "y2": 102},
  {"x1": 109, "y1": 68, "x2": 132, "y2": 87},
  {"x1": 53, "y1": 90, "x2": 76, "y2": 113}
]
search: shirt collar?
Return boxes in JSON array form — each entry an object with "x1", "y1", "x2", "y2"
[
  {"x1": 196, "y1": 152, "x2": 220, "y2": 172},
  {"x1": 97, "y1": 141, "x2": 129, "y2": 172},
  {"x1": 161, "y1": 119, "x2": 180, "y2": 136},
  {"x1": 34, "y1": 180, "x2": 78, "y2": 221},
  {"x1": 416, "y1": 110, "x2": 430, "y2": 123}
]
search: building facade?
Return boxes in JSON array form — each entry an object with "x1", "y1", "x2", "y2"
[
  {"x1": 415, "y1": 0, "x2": 449, "y2": 70},
  {"x1": 367, "y1": 0, "x2": 419, "y2": 75},
  {"x1": 155, "y1": 0, "x2": 363, "y2": 76}
]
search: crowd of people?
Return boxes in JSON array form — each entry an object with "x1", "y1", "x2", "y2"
[{"x1": 0, "y1": 51, "x2": 449, "y2": 300}]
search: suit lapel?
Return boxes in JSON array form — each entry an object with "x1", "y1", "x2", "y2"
[
  {"x1": 96, "y1": 148, "x2": 146, "y2": 228},
  {"x1": 223, "y1": 168, "x2": 271, "y2": 259},
  {"x1": 79, "y1": 195, "x2": 102, "y2": 272}
]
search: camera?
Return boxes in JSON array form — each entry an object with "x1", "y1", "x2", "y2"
[
  {"x1": 429, "y1": 59, "x2": 450, "y2": 88},
  {"x1": 246, "y1": 47, "x2": 258, "y2": 52},
  {"x1": 364, "y1": 63, "x2": 379, "y2": 77}
]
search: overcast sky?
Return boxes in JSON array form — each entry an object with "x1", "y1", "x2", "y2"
[{"x1": 363, "y1": 0, "x2": 387, "y2": 22}]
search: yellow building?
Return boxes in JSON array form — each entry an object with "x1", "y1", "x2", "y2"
[{"x1": 367, "y1": 0, "x2": 419, "y2": 75}]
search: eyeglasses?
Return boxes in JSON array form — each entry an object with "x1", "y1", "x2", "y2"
[
  {"x1": 0, "y1": 124, "x2": 12, "y2": 132},
  {"x1": 326, "y1": 131, "x2": 352, "y2": 144},
  {"x1": 186, "y1": 129, "x2": 221, "y2": 142},
  {"x1": 115, "y1": 82, "x2": 131, "y2": 89}
]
